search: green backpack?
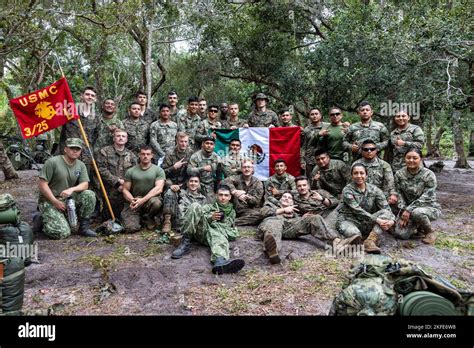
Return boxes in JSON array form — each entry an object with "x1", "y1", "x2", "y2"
[{"x1": 0, "y1": 194, "x2": 20, "y2": 225}]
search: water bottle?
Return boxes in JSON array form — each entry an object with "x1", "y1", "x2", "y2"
[{"x1": 66, "y1": 197, "x2": 78, "y2": 228}]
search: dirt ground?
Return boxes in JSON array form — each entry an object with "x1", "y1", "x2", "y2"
[{"x1": 0, "y1": 160, "x2": 473, "y2": 315}]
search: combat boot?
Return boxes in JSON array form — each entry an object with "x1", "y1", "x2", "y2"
[
  {"x1": 212, "y1": 256, "x2": 245, "y2": 275},
  {"x1": 145, "y1": 215, "x2": 156, "y2": 230},
  {"x1": 79, "y1": 218, "x2": 98, "y2": 237},
  {"x1": 263, "y1": 232, "x2": 280, "y2": 264},
  {"x1": 32, "y1": 212, "x2": 43, "y2": 235},
  {"x1": 171, "y1": 235, "x2": 192, "y2": 259},
  {"x1": 363, "y1": 231, "x2": 381, "y2": 254},
  {"x1": 162, "y1": 214, "x2": 172, "y2": 234},
  {"x1": 421, "y1": 226, "x2": 437, "y2": 245}
]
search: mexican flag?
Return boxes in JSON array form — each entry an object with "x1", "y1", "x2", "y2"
[{"x1": 214, "y1": 127, "x2": 301, "y2": 180}]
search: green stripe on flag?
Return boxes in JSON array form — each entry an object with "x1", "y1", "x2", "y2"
[{"x1": 214, "y1": 129, "x2": 239, "y2": 157}]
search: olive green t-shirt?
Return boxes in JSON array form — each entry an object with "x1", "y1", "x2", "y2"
[
  {"x1": 326, "y1": 124, "x2": 346, "y2": 161},
  {"x1": 124, "y1": 164, "x2": 165, "y2": 197},
  {"x1": 39, "y1": 155, "x2": 89, "y2": 201}
]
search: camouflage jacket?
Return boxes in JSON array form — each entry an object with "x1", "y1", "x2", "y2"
[
  {"x1": 343, "y1": 120, "x2": 389, "y2": 153},
  {"x1": 390, "y1": 124, "x2": 425, "y2": 172},
  {"x1": 221, "y1": 117, "x2": 246, "y2": 129},
  {"x1": 302, "y1": 122, "x2": 329, "y2": 166},
  {"x1": 195, "y1": 118, "x2": 222, "y2": 145},
  {"x1": 222, "y1": 152, "x2": 244, "y2": 177},
  {"x1": 176, "y1": 112, "x2": 202, "y2": 149},
  {"x1": 96, "y1": 145, "x2": 137, "y2": 188},
  {"x1": 141, "y1": 108, "x2": 157, "y2": 126},
  {"x1": 265, "y1": 172, "x2": 296, "y2": 205},
  {"x1": 339, "y1": 182, "x2": 393, "y2": 223},
  {"x1": 123, "y1": 117, "x2": 150, "y2": 153},
  {"x1": 161, "y1": 146, "x2": 194, "y2": 187},
  {"x1": 247, "y1": 109, "x2": 279, "y2": 127},
  {"x1": 394, "y1": 167, "x2": 440, "y2": 212},
  {"x1": 149, "y1": 120, "x2": 178, "y2": 158},
  {"x1": 222, "y1": 174, "x2": 264, "y2": 214},
  {"x1": 179, "y1": 189, "x2": 207, "y2": 217},
  {"x1": 292, "y1": 189, "x2": 338, "y2": 215},
  {"x1": 94, "y1": 115, "x2": 124, "y2": 153},
  {"x1": 353, "y1": 157, "x2": 396, "y2": 197},
  {"x1": 59, "y1": 110, "x2": 100, "y2": 154},
  {"x1": 310, "y1": 159, "x2": 351, "y2": 197},
  {"x1": 187, "y1": 150, "x2": 222, "y2": 185}
]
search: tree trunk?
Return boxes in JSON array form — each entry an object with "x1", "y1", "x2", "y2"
[
  {"x1": 430, "y1": 126, "x2": 446, "y2": 158},
  {"x1": 469, "y1": 130, "x2": 474, "y2": 157},
  {"x1": 452, "y1": 111, "x2": 471, "y2": 168},
  {"x1": 425, "y1": 112, "x2": 433, "y2": 155},
  {"x1": 145, "y1": 25, "x2": 153, "y2": 103}
]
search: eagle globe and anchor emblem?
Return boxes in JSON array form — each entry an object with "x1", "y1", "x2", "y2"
[
  {"x1": 246, "y1": 143, "x2": 266, "y2": 164},
  {"x1": 34, "y1": 101, "x2": 57, "y2": 120}
]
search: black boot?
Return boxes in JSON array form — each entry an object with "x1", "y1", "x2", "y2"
[
  {"x1": 212, "y1": 256, "x2": 245, "y2": 275},
  {"x1": 171, "y1": 236, "x2": 192, "y2": 259},
  {"x1": 79, "y1": 218, "x2": 98, "y2": 237},
  {"x1": 32, "y1": 212, "x2": 43, "y2": 235}
]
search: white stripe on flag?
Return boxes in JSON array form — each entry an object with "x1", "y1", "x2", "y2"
[{"x1": 239, "y1": 127, "x2": 270, "y2": 180}]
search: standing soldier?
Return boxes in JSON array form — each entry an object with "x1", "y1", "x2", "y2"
[
  {"x1": 343, "y1": 101, "x2": 389, "y2": 161},
  {"x1": 310, "y1": 149, "x2": 351, "y2": 197},
  {"x1": 302, "y1": 108, "x2": 329, "y2": 177},
  {"x1": 171, "y1": 185, "x2": 245, "y2": 275},
  {"x1": 198, "y1": 97, "x2": 208, "y2": 119},
  {"x1": 123, "y1": 102, "x2": 150, "y2": 154},
  {"x1": 219, "y1": 103, "x2": 229, "y2": 122},
  {"x1": 94, "y1": 98, "x2": 124, "y2": 154},
  {"x1": 245, "y1": 93, "x2": 279, "y2": 128},
  {"x1": 38, "y1": 138, "x2": 97, "y2": 239},
  {"x1": 187, "y1": 136, "x2": 222, "y2": 201},
  {"x1": 149, "y1": 104, "x2": 178, "y2": 163},
  {"x1": 222, "y1": 103, "x2": 246, "y2": 129},
  {"x1": 161, "y1": 132, "x2": 195, "y2": 233},
  {"x1": 121, "y1": 145, "x2": 165, "y2": 233},
  {"x1": 167, "y1": 91, "x2": 180, "y2": 122},
  {"x1": 265, "y1": 159, "x2": 296, "y2": 206},
  {"x1": 97, "y1": 129, "x2": 137, "y2": 220},
  {"x1": 0, "y1": 141, "x2": 18, "y2": 180},
  {"x1": 195, "y1": 104, "x2": 222, "y2": 147},
  {"x1": 279, "y1": 108, "x2": 298, "y2": 127},
  {"x1": 135, "y1": 90, "x2": 156, "y2": 126},
  {"x1": 222, "y1": 160, "x2": 264, "y2": 225},
  {"x1": 176, "y1": 96, "x2": 202, "y2": 150},
  {"x1": 321, "y1": 107, "x2": 350, "y2": 162}
]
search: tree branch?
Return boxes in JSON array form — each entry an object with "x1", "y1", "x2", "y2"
[{"x1": 151, "y1": 59, "x2": 167, "y2": 98}]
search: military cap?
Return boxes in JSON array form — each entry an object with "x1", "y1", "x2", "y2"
[
  {"x1": 65, "y1": 138, "x2": 84, "y2": 149},
  {"x1": 202, "y1": 135, "x2": 215, "y2": 143},
  {"x1": 254, "y1": 93, "x2": 269, "y2": 102}
]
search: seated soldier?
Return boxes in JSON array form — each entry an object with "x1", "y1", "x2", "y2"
[
  {"x1": 265, "y1": 159, "x2": 296, "y2": 206},
  {"x1": 221, "y1": 160, "x2": 264, "y2": 225},
  {"x1": 171, "y1": 184, "x2": 245, "y2": 275},
  {"x1": 38, "y1": 138, "x2": 97, "y2": 239},
  {"x1": 310, "y1": 149, "x2": 351, "y2": 198},
  {"x1": 293, "y1": 176, "x2": 338, "y2": 217},
  {"x1": 222, "y1": 138, "x2": 244, "y2": 178},
  {"x1": 121, "y1": 145, "x2": 165, "y2": 233}
]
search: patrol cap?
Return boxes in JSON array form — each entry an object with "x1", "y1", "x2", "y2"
[
  {"x1": 202, "y1": 135, "x2": 215, "y2": 143},
  {"x1": 254, "y1": 93, "x2": 269, "y2": 101},
  {"x1": 65, "y1": 138, "x2": 83, "y2": 149}
]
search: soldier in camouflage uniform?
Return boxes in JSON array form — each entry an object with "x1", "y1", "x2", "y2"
[
  {"x1": 121, "y1": 145, "x2": 165, "y2": 233},
  {"x1": 279, "y1": 108, "x2": 299, "y2": 127},
  {"x1": 221, "y1": 160, "x2": 264, "y2": 225},
  {"x1": 149, "y1": 104, "x2": 178, "y2": 161},
  {"x1": 221, "y1": 103, "x2": 246, "y2": 129},
  {"x1": 302, "y1": 108, "x2": 329, "y2": 177},
  {"x1": 93, "y1": 98, "x2": 124, "y2": 155},
  {"x1": 245, "y1": 93, "x2": 279, "y2": 128},
  {"x1": 198, "y1": 97, "x2": 207, "y2": 120},
  {"x1": 343, "y1": 101, "x2": 389, "y2": 161},
  {"x1": 195, "y1": 104, "x2": 222, "y2": 147},
  {"x1": 123, "y1": 102, "x2": 150, "y2": 154},
  {"x1": 167, "y1": 91, "x2": 180, "y2": 122},
  {"x1": 97, "y1": 129, "x2": 137, "y2": 220},
  {"x1": 320, "y1": 107, "x2": 351, "y2": 162},
  {"x1": 336, "y1": 164, "x2": 395, "y2": 254},
  {"x1": 265, "y1": 159, "x2": 296, "y2": 205},
  {"x1": 171, "y1": 185, "x2": 245, "y2": 275},
  {"x1": 293, "y1": 176, "x2": 339, "y2": 217},
  {"x1": 176, "y1": 96, "x2": 202, "y2": 150},
  {"x1": 222, "y1": 139, "x2": 244, "y2": 177},
  {"x1": 0, "y1": 141, "x2": 18, "y2": 180},
  {"x1": 135, "y1": 91, "x2": 157, "y2": 126},
  {"x1": 393, "y1": 148, "x2": 440, "y2": 244},
  {"x1": 187, "y1": 136, "x2": 222, "y2": 201},
  {"x1": 310, "y1": 149, "x2": 351, "y2": 197},
  {"x1": 353, "y1": 140, "x2": 397, "y2": 202},
  {"x1": 389, "y1": 111, "x2": 425, "y2": 172},
  {"x1": 38, "y1": 138, "x2": 97, "y2": 239},
  {"x1": 161, "y1": 132, "x2": 195, "y2": 233}
]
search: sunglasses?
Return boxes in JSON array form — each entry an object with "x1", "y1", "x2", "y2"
[
  {"x1": 329, "y1": 112, "x2": 341, "y2": 116},
  {"x1": 362, "y1": 147, "x2": 377, "y2": 152},
  {"x1": 208, "y1": 110, "x2": 219, "y2": 113}
]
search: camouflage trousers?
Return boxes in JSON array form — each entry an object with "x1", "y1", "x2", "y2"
[
  {"x1": 257, "y1": 215, "x2": 339, "y2": 252},
  {"x1": 0, "y1": 144, "x2": 18, "y2": 180},
  {"x1": 235, "y1": 209, "x2": 265, "y2": 226},
  {"x1": 38, "y1": 190, "x2": 96, "y2": 239},
  {"x1": 200, "y1": 183, "x2": 216, "y2": 203},
  {"x1": 182, "y1": 203, "x2": 239, "y2": 262},
  {"x1": 336, "y1": 209, "x2": 394, "y2": 238},
  {"x1": 121, "y1": 196, "x2": 162, "y2": 233},
  {"x1": 392, "y1": 207, "x2": 441, "y2": 240},
  {"x1": 163, "y1": 189, "x2": 183, "y2": 231}
]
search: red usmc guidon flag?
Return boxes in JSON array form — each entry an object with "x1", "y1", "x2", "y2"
[{"x1": 9, "y1": 77, "x2": 79, "y2": 139}]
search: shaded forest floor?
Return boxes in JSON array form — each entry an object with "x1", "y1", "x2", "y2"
[{"x1": 0, "y1": 160, "x2": 472, "y2": 315}]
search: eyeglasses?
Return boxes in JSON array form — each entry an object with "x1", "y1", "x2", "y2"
[
  {"x1": 208, "y1": 110, "x2": 218, "y2": 113},
  {"x1": 329, "y1": 112, "x2": 341, "y2": 116},
  {"x1": 362, "y1": 147, "x2": 377, "y2": 152}
]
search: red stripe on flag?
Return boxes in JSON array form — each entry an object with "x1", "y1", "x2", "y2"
[{"x1": 269, "y1": 127, "x2": 301, "y2": 177}]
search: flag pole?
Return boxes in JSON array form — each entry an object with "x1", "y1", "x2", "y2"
[{"x1": 54, "y1": 53, "x2": 117, "y2": 221}]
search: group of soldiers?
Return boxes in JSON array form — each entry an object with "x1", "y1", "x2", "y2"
[{"x1": 6, "y1": 85, "x2": 440, "y2": 275}]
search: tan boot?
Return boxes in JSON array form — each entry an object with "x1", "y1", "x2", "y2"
[
  {"x1": 263, "y1": 232, "x2": 280, "y2": 264},
  {"x1": 422, "y1": 231, "x2": 437, "y2": 245},
  {"x1": 145, "y1": 215, "x2": 156, "y2": 230},
  {"x1": 363, "y1": 231, "x2": 381, "y2": 254},
  {"x1": 162, "y1": 214, "x2": 172, "y2": 234}
]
